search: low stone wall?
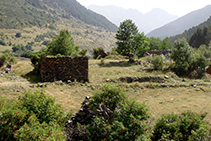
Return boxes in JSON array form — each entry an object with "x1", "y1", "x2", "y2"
[
  {"x1": 119, "y1": 76, "x2": 165, "y2": 83},
  {"x1": 40, "y1": 56, "x2": 88, "y2": 82}
]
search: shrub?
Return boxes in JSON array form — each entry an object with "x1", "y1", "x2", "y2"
[
  {"x1": 151, "y1": 54, "x2": 164, "y2": 70},
  {"x1": 151, "y1": 111, "x2": 211, "y2": 141},
  {"x1": 80, "y1": 84, "x2": 150, "y2": 140},
  {"x1": 0, "y1": 39, "x2": 6, "y2": 46},
  {"x1": 93, "y1": 47, "x2": 104, "y2": 59},
  {"x1": 15, "y1": 32, "x2": 21, "y2": 38},
  {"x1": 0, "y1": 90, "x2": 71, "y2": 140},
  {"x1": 0, "y1": 53, "x2": 17, "y2": 68}
]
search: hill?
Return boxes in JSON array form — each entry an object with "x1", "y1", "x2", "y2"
[
  {"x1": 88, "y1": 5, "x2": 178, "y2": 34},
  {"x1": 0, "y1": 0, "x2": 118, "y2": 55},
  {"x1": 147, "y1": 5, "x2": 211, "y2": 39},
  {"x1": 169, "y1": 16, "x2": 211, "y2": 43}
]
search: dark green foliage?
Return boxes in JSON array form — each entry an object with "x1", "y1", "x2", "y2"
[
  {"x1": 170, "y1": 38, "x2": 209, "y2": 77},
  {"x1": 46, "y1": 29, "x2": 76, "y2": 56},
  {"x1": 151, "y1": 55, "x2": 164, "y2": 70},
  {"x1": 0, "y1": 53, "x2": 17, "y2": 68},
  {"x1": 42, "y1": 40, "x2": 50, "y2": 45},
  {"x1": 30, "y1": 48, "x2": 47, "y2": 72},
  {"x1": 11, "y1": 43, "x2": 33, "y2": 58},
  {"x1": 0, "y1": 90, "x2": 72, "y2": 140},
  {"x1": 34, "y1": 34, "x2": 45, "y2": 42},
  {"x1": 15, "y1": 32, "x2": 21, "y2": 38},
  {"x1": 81, "y1": 84, "x2": 150, "y2": 140},
  {"x1": 116, "y1": 19, "x2": 139, "y2": 60},
  {"x1": 191, "y1": 54, "x2": 209, "y2": 78},
  {"x1": 170, "y1": 16, "x2": 211, "y2": 44},
  {"x1": 148, "y1": 37, "x2": 173, "y2": 51},
  {"x1": 0, "y1": 39, "x2": 6, "y2": 46},
  {"x1": 151, "y1": 111, "x2": 211, "y2": 141},
  {"x1": 170, "y1": 38, "x2": 194, "y2": 76},
  {"x1": 93, "y1": 47, "x2": 104, "y2": 59},
  {"x1": 189, "y1": 27, "x2": 211, "y2": 48}
]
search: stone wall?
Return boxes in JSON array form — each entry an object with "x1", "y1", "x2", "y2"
[{"x1": 40, "y1": 56, "x2": 88, "y2": 82}]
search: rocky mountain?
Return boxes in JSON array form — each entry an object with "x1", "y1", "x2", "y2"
[
  {"x1": 88, "y1": 5, "x2": 178, "y2": 34},
  {"x1": 147, "y1": 5, "x2": 211, "y2": 39}
]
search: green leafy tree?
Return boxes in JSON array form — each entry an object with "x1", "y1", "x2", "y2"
[
  {"x1": 170, "y1": 38, "x2": 194, "y2": 76},
  {"x1": 148, "y1": 37, "x2": 162, "y2": 50},
  {"x1": 159, "y1": 37, "x2": 173, "y2": 50},
  {"x1": 116, "y1": 19, "x2": 139, "y2": 61},
  {"x1": 46, "y1": 29, "x2": 76, "y2": 56},
  {"x1": 132, "y1": 32, "x2": 150, "y2": 58}
]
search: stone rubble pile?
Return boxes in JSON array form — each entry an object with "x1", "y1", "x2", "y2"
[
  {"x1": 65, "y1": 96, "x2": 112, "y2": 141},
  {"x1": 5, "y1": 62, "x2": 12, "y2": 73}
]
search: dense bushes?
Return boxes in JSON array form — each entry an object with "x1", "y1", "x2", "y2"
[
  {"x1": 170, "y1": 38, "x2": 209, "y2": 77},
  {"x1": 78, "y1": 84, "x2": 150, "y2": 140},
  {"x1": 0, "y1": 89, "x2": 72, "y2": 141},
  {"x1": 0, "y1": 84, "x2": 210, "y2": 140},
  {"x1": 151, "y1": 111, "x2": 211, "y2": 141}
]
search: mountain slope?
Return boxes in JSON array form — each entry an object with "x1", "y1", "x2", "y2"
[
  {"x1": 147, "y1": 5, "x2": 211, "y2": 38},
  {"x1": 0, "y1": 0, "x2": 117, "y2": 32},
  {"x1": 88, "y1": 5, "x2": 178, "y2": 34},
  {"x1": 169, "y1": 16, "x2": 211, "y2": 43},
  {"x1": 0, "y1": 0, "x2": 117, "y2": 54}
]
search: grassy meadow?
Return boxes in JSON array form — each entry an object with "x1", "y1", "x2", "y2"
[{"x1": 0, "y1": 57, "x2": 211, "y2": 126}]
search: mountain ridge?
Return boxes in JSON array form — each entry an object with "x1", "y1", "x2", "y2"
[
  {"x1": 88, "y1": 5, "x2": 178, "y2": 34},
  {"x1": 147, "y1": 5, "x2": 211, "y2": 38}
]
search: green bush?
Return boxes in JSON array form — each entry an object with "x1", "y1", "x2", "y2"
[
  {"x1": 93, "y1": 47, "x2": 104, "y2": 59},
  {"x1": 81, "y1": 84, "x2": 150, "y2": 140},
  {"x1": 151, "y1": 54, "x2": 164, "y2": 70},
  {"x1": 0, "y1": 90, "x2": 72, "y2": 140},
  {"x1": 0, "y1": 39, "x2": 6, "y2": 46},
  {"x1": 0, "y1": 53, "x2": 17, "y2": 68},
  {"x1": 15, "y1": 32, "x2": 21, "y2": 38},
  {"x1": 151, "y1": 111, "x2": 211, "y2": 141}
]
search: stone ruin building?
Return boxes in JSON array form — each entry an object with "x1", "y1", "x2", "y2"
[{"x1": 40, "y1": 56, "x2": 88, "y2": 82}]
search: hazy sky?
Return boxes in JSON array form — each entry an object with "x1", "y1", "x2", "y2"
[{"x1": 77, "y1": 0, "x2": 211, "y2": 17}]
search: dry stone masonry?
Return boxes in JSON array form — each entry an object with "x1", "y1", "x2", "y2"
[{"x1": 40, "y1": 56, "x2": 88, "y2": 82}]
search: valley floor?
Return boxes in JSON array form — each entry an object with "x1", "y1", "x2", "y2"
[{"x1": 0, "y1": 58, "x2": 211, "y2": 125}]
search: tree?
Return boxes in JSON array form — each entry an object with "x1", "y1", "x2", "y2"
[
  {"x1": 159, "y1": 37, "x2": 173, "y2": 50},
  {"x1": 170, "y1": 38, "x2": 194, "y2": 76},
  {"x1": 46, "y1": 29, "x2": 76, "y2": 56},
  {"x1": 116, "y1": 19, "x2": 139, "y2": 61},
  {"x1": 132, "y1": 32, "x2": 150, "y2": 58}
]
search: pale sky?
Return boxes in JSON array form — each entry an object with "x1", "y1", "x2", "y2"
[{"x1": 77, "y1": 0, "x2": 211, "y2": 17}]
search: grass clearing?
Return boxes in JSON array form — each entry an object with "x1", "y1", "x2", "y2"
[{"x1": 0, "y1": 58, "x2": 211, "y2": 125}]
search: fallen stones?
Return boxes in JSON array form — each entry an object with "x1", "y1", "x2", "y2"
[
  {"x1": 5, "y1": 62, "x2": 12, "y2": 73},
  {"x1": 65, "y1": 96, "x2": 113, "y2": 141}
]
